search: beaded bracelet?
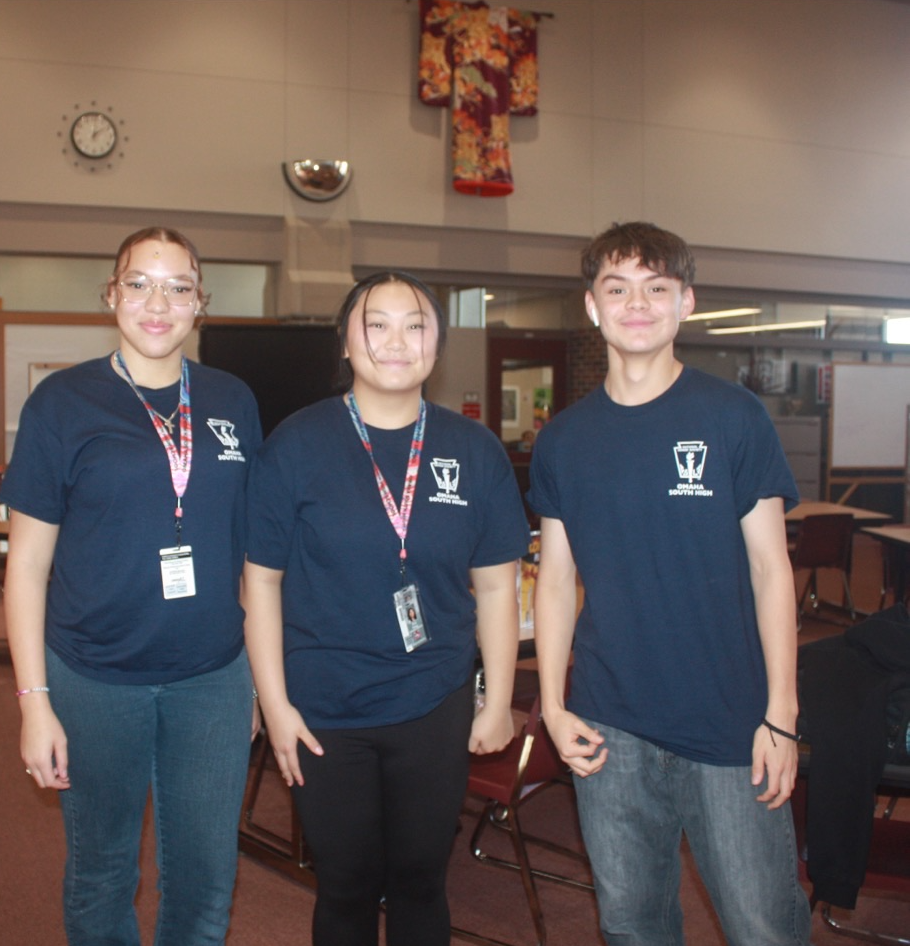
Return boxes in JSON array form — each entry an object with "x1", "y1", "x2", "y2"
[
  {"x1": 762, "y1": 717, "x2": 801, "y2": 747},
  {"x1": 16, "y1": 687, "x2": 50, "y2": 697}
]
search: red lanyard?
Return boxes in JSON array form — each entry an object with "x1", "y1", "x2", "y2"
[
  {"x1": 346, "y1": 394, "x2": 426, "y2": 580},
  {"x1": 113, "y1": 351, "x2": 192, "y2": 545}
]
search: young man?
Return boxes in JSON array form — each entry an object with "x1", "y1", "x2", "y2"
[{"x1": 528, "y1": 222, "x2": 812, "y2": 946}]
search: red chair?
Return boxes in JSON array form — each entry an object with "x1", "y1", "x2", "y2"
[
  {"x1": 879, "y1": 543, "x2": 910, "y2": 611},
  {"x1": 789, "y1": 513, "x2": 856, "y2": 625},
  {"x1": 237, "y1": 732, "x2": 316, "y2": 888},
  {"x1": 453, "y1": 694, "x2": 593, "y2": 946}
]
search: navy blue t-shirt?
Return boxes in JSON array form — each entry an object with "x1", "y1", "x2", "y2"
[
  {"x1": 528, "y1": 367, "x2": 799, "y2": 765},
  {"x1": 0, "y1": 356, "x2": 262, "y2": 684},
  {"x1": 245, "y1": 397, "x2": 530, "y2": 728}
]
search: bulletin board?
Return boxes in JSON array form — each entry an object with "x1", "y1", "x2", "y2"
[
  {"x1": 1, "y1": 315, "x2": 202, "y2": 466},
  {"x1": 829, "y1": 363, "x2": 910, "y2": 469},
  {"x1": 3, "y1": 322, "x2": 121, "y2": 464}
]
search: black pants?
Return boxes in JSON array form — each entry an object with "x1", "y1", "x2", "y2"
[{"x1": 292, "y1": 682, "x2": 474, "y2": 946}]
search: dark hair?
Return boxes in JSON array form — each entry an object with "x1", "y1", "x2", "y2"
[
  {"x1": 105, "y1": 226, "x2": 211, "y2": 314},
  {"x1": 335, "y1": 271, "x2": 447, "y2": 390},
  {"x1": 581, "y1": 221, "x2": 696, "y2": 290}
]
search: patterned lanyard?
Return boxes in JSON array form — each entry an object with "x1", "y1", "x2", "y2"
[
  {"x1": 113, "y1": 351, "x2": 192, "y2": 545},
  {"x1": 346, "y1": 393, "x2": 426, "y2": 580}
]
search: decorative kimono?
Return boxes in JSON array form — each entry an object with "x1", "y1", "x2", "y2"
[{"x1": 418, "y1": 0, "x2": 541, "y2": 196}]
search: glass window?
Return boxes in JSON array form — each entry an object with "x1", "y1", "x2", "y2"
[{"x1": 0, "y1": 255, "x2": 274, "y2": 317}]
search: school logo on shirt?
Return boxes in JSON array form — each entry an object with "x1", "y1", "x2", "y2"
[
  {"x1": 668, "y1": 440, "x2": 713, "y2": 497},
  {"x1": 207, "y1": 418, "x2": 246, "y2": 462},
  {"x1": 428, "y1": 457, "x2": 468, "y2": 506}
]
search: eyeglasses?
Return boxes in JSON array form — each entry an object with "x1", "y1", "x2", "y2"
[{"x1": 118, "y1": 275, "x2": 198, "y2": 307}]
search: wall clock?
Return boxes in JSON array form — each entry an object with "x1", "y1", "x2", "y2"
[
  {"x1": 59, "y1": 102, "x2": 127, "y2": 171},
  {"x1": 71, "y1": 110, "x2": 117, "y2": 158}
]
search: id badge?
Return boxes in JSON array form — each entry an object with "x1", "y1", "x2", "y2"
[
  {"x1": 159, "y1": 546, "x2": 196, "y2": 600},
  {"x1": 394, "y1": 583, "x2": 429, "y2": 653}
]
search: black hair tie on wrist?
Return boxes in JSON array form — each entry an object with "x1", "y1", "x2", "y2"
[{"x1": 762, "y1": 718, "x2": 801, "y2": 747}]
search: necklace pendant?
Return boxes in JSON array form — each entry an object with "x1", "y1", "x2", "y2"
[{"x1": 153, "y1": 405, "x2": 179, "y2": 435}]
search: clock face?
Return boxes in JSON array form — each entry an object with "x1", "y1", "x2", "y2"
[{"x1": 70, "y1": 111, "x2": 118, "y2": 159}]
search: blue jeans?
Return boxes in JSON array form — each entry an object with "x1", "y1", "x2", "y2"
[
  {"x1": 46, "y1": 647, "x2": 253, "y2": 946},
  {"x1": 573, "y1": 722, "x2": 812, "y2": 946}
]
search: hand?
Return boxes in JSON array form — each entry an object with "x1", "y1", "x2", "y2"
[
  {"x1": 752, "y1": 721, "x2": 798, "y2": 809},
  {"x1": 544, "y1": 707, "x2": 607, "y2": 778},
  {"x1": 261, "y1": 701, "x2": 323, "y2": 787},
  {"x1": 20, "y1": 701, "x2": 70, "y2": 791},
  {"x1": 469, "y1": 703, "x2": 514, "y2": 754}
]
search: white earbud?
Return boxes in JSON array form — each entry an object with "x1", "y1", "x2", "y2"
[{"x1": 589, "y1": 307, "x2": 600, "y2": 328}]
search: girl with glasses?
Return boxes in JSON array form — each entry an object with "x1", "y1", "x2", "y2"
[{"x1": 1, "y1": 227, "x2": 262, "y2": 946}]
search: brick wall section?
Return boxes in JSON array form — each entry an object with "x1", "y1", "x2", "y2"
[{"x1": 568, "y1": 328, "x2": 607, "y2": 405}]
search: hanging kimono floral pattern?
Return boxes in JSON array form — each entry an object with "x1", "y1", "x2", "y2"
[{"x1": 418, "y1": 0, "x2": 541, "y2": 196}]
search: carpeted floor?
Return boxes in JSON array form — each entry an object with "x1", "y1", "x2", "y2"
[{"x1": 1, "y1": 533, "x2": 908, "y2": 944}]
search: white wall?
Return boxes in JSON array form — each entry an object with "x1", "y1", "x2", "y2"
[{"x1": 3, "y1": 0, "x2": 910, "y2": 279}]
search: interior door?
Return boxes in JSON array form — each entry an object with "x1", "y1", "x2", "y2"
[{"x1": 486, "y1": 330, "x2": 568, "y2": 524}]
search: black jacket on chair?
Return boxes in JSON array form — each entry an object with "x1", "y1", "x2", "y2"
[{"x1": 797, "y1": 603, "x2": 910, "y2": 909}]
